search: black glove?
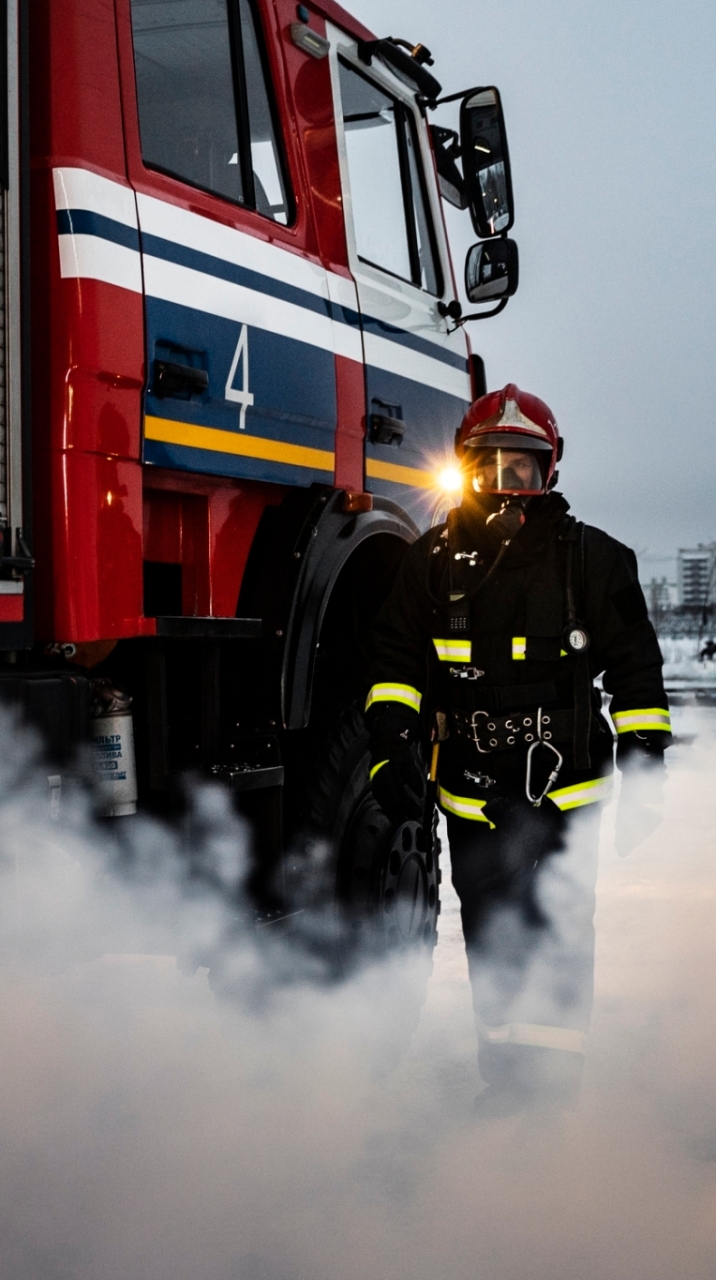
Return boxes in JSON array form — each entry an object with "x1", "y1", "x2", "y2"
[
  {"x1": 616, "y1": 728, "x2": 669, "y2": 767},
  {"x1": 366, "y1": 701, "x2": 425, "y2": 825},
  {"x1": 371, "y1": 756, "x2": 425, "y2": 825},
  {"x1": 615, "y1": 733, "x2": 666, "y2": 857}
]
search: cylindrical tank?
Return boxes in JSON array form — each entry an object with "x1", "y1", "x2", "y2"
[{"x1": 90, "y1": 680, "x2": 138, "y2": 816}]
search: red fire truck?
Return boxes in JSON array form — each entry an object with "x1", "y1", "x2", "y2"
[{"x1": 1, "y1": 0, "x2": 517, "y2": 948}]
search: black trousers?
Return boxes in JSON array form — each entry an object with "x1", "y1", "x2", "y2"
[{"x1": 447, "y1": 795, "x2": 602, "y2": 1101}]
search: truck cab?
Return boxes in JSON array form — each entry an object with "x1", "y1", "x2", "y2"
[{"x1": 1, "y1": 0, "x2": 517, "y2": 952}]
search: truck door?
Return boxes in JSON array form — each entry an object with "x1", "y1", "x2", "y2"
[
  {"x1": 327, "y1": 26, "x2": 472, "y2": 525},
  {"x1": 121, "y1": 0, "x2": 341, "y2": 490}
]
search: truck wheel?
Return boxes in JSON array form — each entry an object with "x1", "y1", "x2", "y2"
[{"x1": 291, "y1": 705, "x2": 440, "y2": 966}]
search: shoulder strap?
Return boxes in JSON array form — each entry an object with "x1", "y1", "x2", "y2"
[{"x1": 566, "y1": 520, "x2": 592, "y2": 770}]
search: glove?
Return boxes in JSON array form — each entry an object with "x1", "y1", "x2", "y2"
[
  {"x1": 616, "y1": 728, "x2": 670, "y2": 767},
  {"x1": 366, "y1": 701, "x2": 425, "y2": 825},
  {"x1": 615, "y1": 735, "x2": 666, "y2": 857},
  {"x1": 371, "y1": 756, "x2": 425, "y2": 825}
]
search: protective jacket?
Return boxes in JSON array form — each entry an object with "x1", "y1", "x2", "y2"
[{"x1": 366, "y1": 493, "x2": 671, "y2": 823}]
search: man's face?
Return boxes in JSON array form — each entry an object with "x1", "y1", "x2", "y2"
[{"x1": 470, "y1": 447, "x2": 544, "y2": 494}]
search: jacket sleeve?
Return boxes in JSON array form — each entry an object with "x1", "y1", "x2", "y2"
[
  {"x1": 583, "y1": 528, "x2": 671, "y2": 742},
  {"x1": 366, "y1": 534, "x2": 436, "y2": 717}
]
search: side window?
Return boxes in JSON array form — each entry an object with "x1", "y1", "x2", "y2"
[
  {"x1": 338, "y1": 58, "x2": 441, "y2": 295},
  {"x1": 238, "y1": 0, "x2": 288, "y2": 221},
  {"x1": 130, "y1": 0, "x2": 290, "y2": 224}
]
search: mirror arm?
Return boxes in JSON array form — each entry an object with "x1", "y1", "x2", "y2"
[
  {"x1": 427, "y1": 86, "x2": 488, "y2": 108},
  {"x1": 448, "y1": 297, "x2": 509, "y2": 332}
]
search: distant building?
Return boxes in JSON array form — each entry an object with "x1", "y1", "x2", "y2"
[
  {"x1": 646, "y1": 576, "x2": 678, "y2": 613},
  {"x1": 677, "y1": 544, "x2": 716, "y2": 608}
]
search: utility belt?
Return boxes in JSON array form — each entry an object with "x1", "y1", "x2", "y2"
[
  {"x1": 444, "y1": 676, "x2": 575, "y2": 713},
  {"x1": 450, "y1": 705, "x2": 577, "y2": 807},
  {"x1": 451, "y1": 706, "x2": 575, "y2": 754}
]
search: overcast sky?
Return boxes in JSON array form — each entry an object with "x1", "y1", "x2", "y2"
[{"x1": 349, "y1": 0, "x2": 716, "y2": 578}]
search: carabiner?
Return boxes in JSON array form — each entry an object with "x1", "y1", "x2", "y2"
[{"x1": 525, "y1": 739, "x2": 563, "y2": 807}]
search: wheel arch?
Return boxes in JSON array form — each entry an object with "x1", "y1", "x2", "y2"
[
  {"x1": 282, "y1": 493, "x2": 418, "y2": 729},
  {"x1": 237, "y1": 484, "x2": 418, "y2": 730}
]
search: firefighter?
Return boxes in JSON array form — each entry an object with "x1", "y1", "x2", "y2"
[{"x1": 365, "y1": 384, "x2": 671, "y2": 1114}]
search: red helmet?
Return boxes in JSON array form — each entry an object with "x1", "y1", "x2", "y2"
[{"x1": 456, "y1": 383, "x2": 562, "y2": 496}]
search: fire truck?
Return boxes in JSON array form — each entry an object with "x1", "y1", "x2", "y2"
[{"x1": 1, "y1": 0, "x2": 518, "y2": 951}]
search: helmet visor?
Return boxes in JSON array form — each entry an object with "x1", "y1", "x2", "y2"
[{"x1": 469, "y1": 446, "x2": 547, "y2": 496}]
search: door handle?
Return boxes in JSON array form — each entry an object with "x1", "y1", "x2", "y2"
[
  {"x1": 370, "y1": 413, "x2": 405, "y2": 445},
  {"x1": 369, "y1": 399, "x2": 405, "y2": 446},
  {"x1": 153, "y1": 360, "x2": 209, "y2": 400}
]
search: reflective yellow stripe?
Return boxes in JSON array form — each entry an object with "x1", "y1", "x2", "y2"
[
  {"x1": 365, "y1": 457, "x2": 433, "y2": 489},
  {"x1": 145, "y1": 417, "x2": 437, "y2": 490},
  {"x1": 512, "y1": 636, "x2": 526, "y2": 660},
  {"x1": 612, "y1": 707, "x2": 671, "y2": 734},
  {"x1": 432, "y1": 637, "x2": 472, "y2": 662},
  {"x1": 482, "y1": 1022, "x2": 586, "y2": 1054},
  {"x1": 369, "y1": 760, "x2": 388, "y2": 780},
  {"x1": 548, "y1": 775, "x2": 613, "y2": 811},
  {"x1": 438, "y1": 785, "x2": 495, "y2": 826},
  {"x1": 365, "y1": 683, "x2": 422, "y2": 713},
  {"x1": 145, "y1": 416, "x2": 334, "y2": 472}
]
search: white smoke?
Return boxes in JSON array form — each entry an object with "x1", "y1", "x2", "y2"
[{"x1": 0, "y1": 702, "x2": 713, "y2": 1280}]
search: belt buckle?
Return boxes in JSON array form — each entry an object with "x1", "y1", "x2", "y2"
[
  {"x1": 449, "y1": 666, "x2": 485, "y2": 681},
  {"x1": 469, "y1": 709, "x2": 495, "y2": 754}
]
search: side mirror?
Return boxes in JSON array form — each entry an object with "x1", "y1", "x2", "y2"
[
  {"x1": 465, "y1": 239, "x2": 519, "y2": 303},
  {"x1": 460, "y1": 87, "x2": 514, "y2": 239}
]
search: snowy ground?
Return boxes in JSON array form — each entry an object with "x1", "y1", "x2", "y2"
[
  {"x1": 659, "y1": 635, "x2": 716, "y2": 688},
  {"x1": 0, "y1": 704, "x2": 714, "y2": 1279}
]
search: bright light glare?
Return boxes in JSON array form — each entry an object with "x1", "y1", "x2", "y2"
[{"x1": 437, "y1": 467, "x2": 463, "y2": 493}]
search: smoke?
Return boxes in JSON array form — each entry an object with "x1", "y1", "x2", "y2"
[{"x1": 0, "y1": 703, "x2": 714, "y2": 1280}]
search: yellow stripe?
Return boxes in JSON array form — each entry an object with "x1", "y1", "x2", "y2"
[
  {"x1": 548, "y1": 775, "x2": 613, "y2": 811},
  {"x1": 366, "y1": 458, "x2": 434, "y2": 488},
  {"x1": 612, "y1": 707, "x2": 671, "y2": 734},
  {"x1": 365, "y1": 682, "x2": 422, "y2": 713},
  {"x1": 512, "y1": 636, "x2": 526, "y2": 660},
  {"x1": 145, "y1": 415, "x2": 335, "y2": 473},
  {"x1": 438, "y1": 786, "x2": 495, "y2": 826},
  {"x1": 369, "y1": 760, "x2": 388, "y2": 780},
  {"x1": 147, "y1": 418, "x2": 437, "y2": 489},
  {"x1": 433, "y1": 637, "x2": 472, "y2": 662}
]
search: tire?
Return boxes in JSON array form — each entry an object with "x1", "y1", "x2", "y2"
[{"x1": 288, "y1": 704, "x2": 441, "y2": 968}]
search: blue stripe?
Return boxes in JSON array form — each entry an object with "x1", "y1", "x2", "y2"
[
  {"x1": 141, "y1": 229, "x2": 342, "y2": 325},
  {"x1": 57, "y1": 207, "x2": 467, "y2": 373},
  {"x1": 56, "y1": 208, "x2": 140, "y2": 252},
  {"x1": 362, "y1": 314, "x2": 469, "y2": 372}
]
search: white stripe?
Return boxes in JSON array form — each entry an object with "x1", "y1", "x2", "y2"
[
  {"x1": 326, "y1": 269, "x2": 361, "y2": 313},
  {"x1": 137, "y1": 191, "x2": 332, "y2": 302},
  {"x1": 549, "y1": 778, "x2": 613, "y2": 810},
  {"x1": 58, "y1": 234, "x2": 143, "y2": 294},
  {"x1": 442, "y1": 795, "x2": 482, "y2": 817},
  {"x1": 143, "y1": 255, "x2": 336, "y2": 352},
  {"x1": 331, "y1": 320, "x2": 363, "y2": 363},
  {"x1": 438, "y1": 788, "x2": 491, "y2": 821},
  {"x1": 433, "y1": 638, "x2": 471, "y2": 661},
  {"x1": 365, "y1": 684, "x2": 422, "y2": 711},
  {"x1": 54, "y1": 173, "x2": 467, "y2": 385},
  {"x1": 482, "y1": 1022, "x2": 586, "y2": 1054},
  {"x1": 363, "y1": 330, "x2": 470, "y2": 401},
  {"x1": 326, "y1": 271, "x2": 363, "y2": 362},
  {"x1": 0, "y1": 581, "x2": 22, "y2": 594},
  {"x1": 53, "y1": 166, "x2": 138, "y2": 228},
  {"x1": 613, "y1": 711, "x2": 670, "y2": 728}
]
